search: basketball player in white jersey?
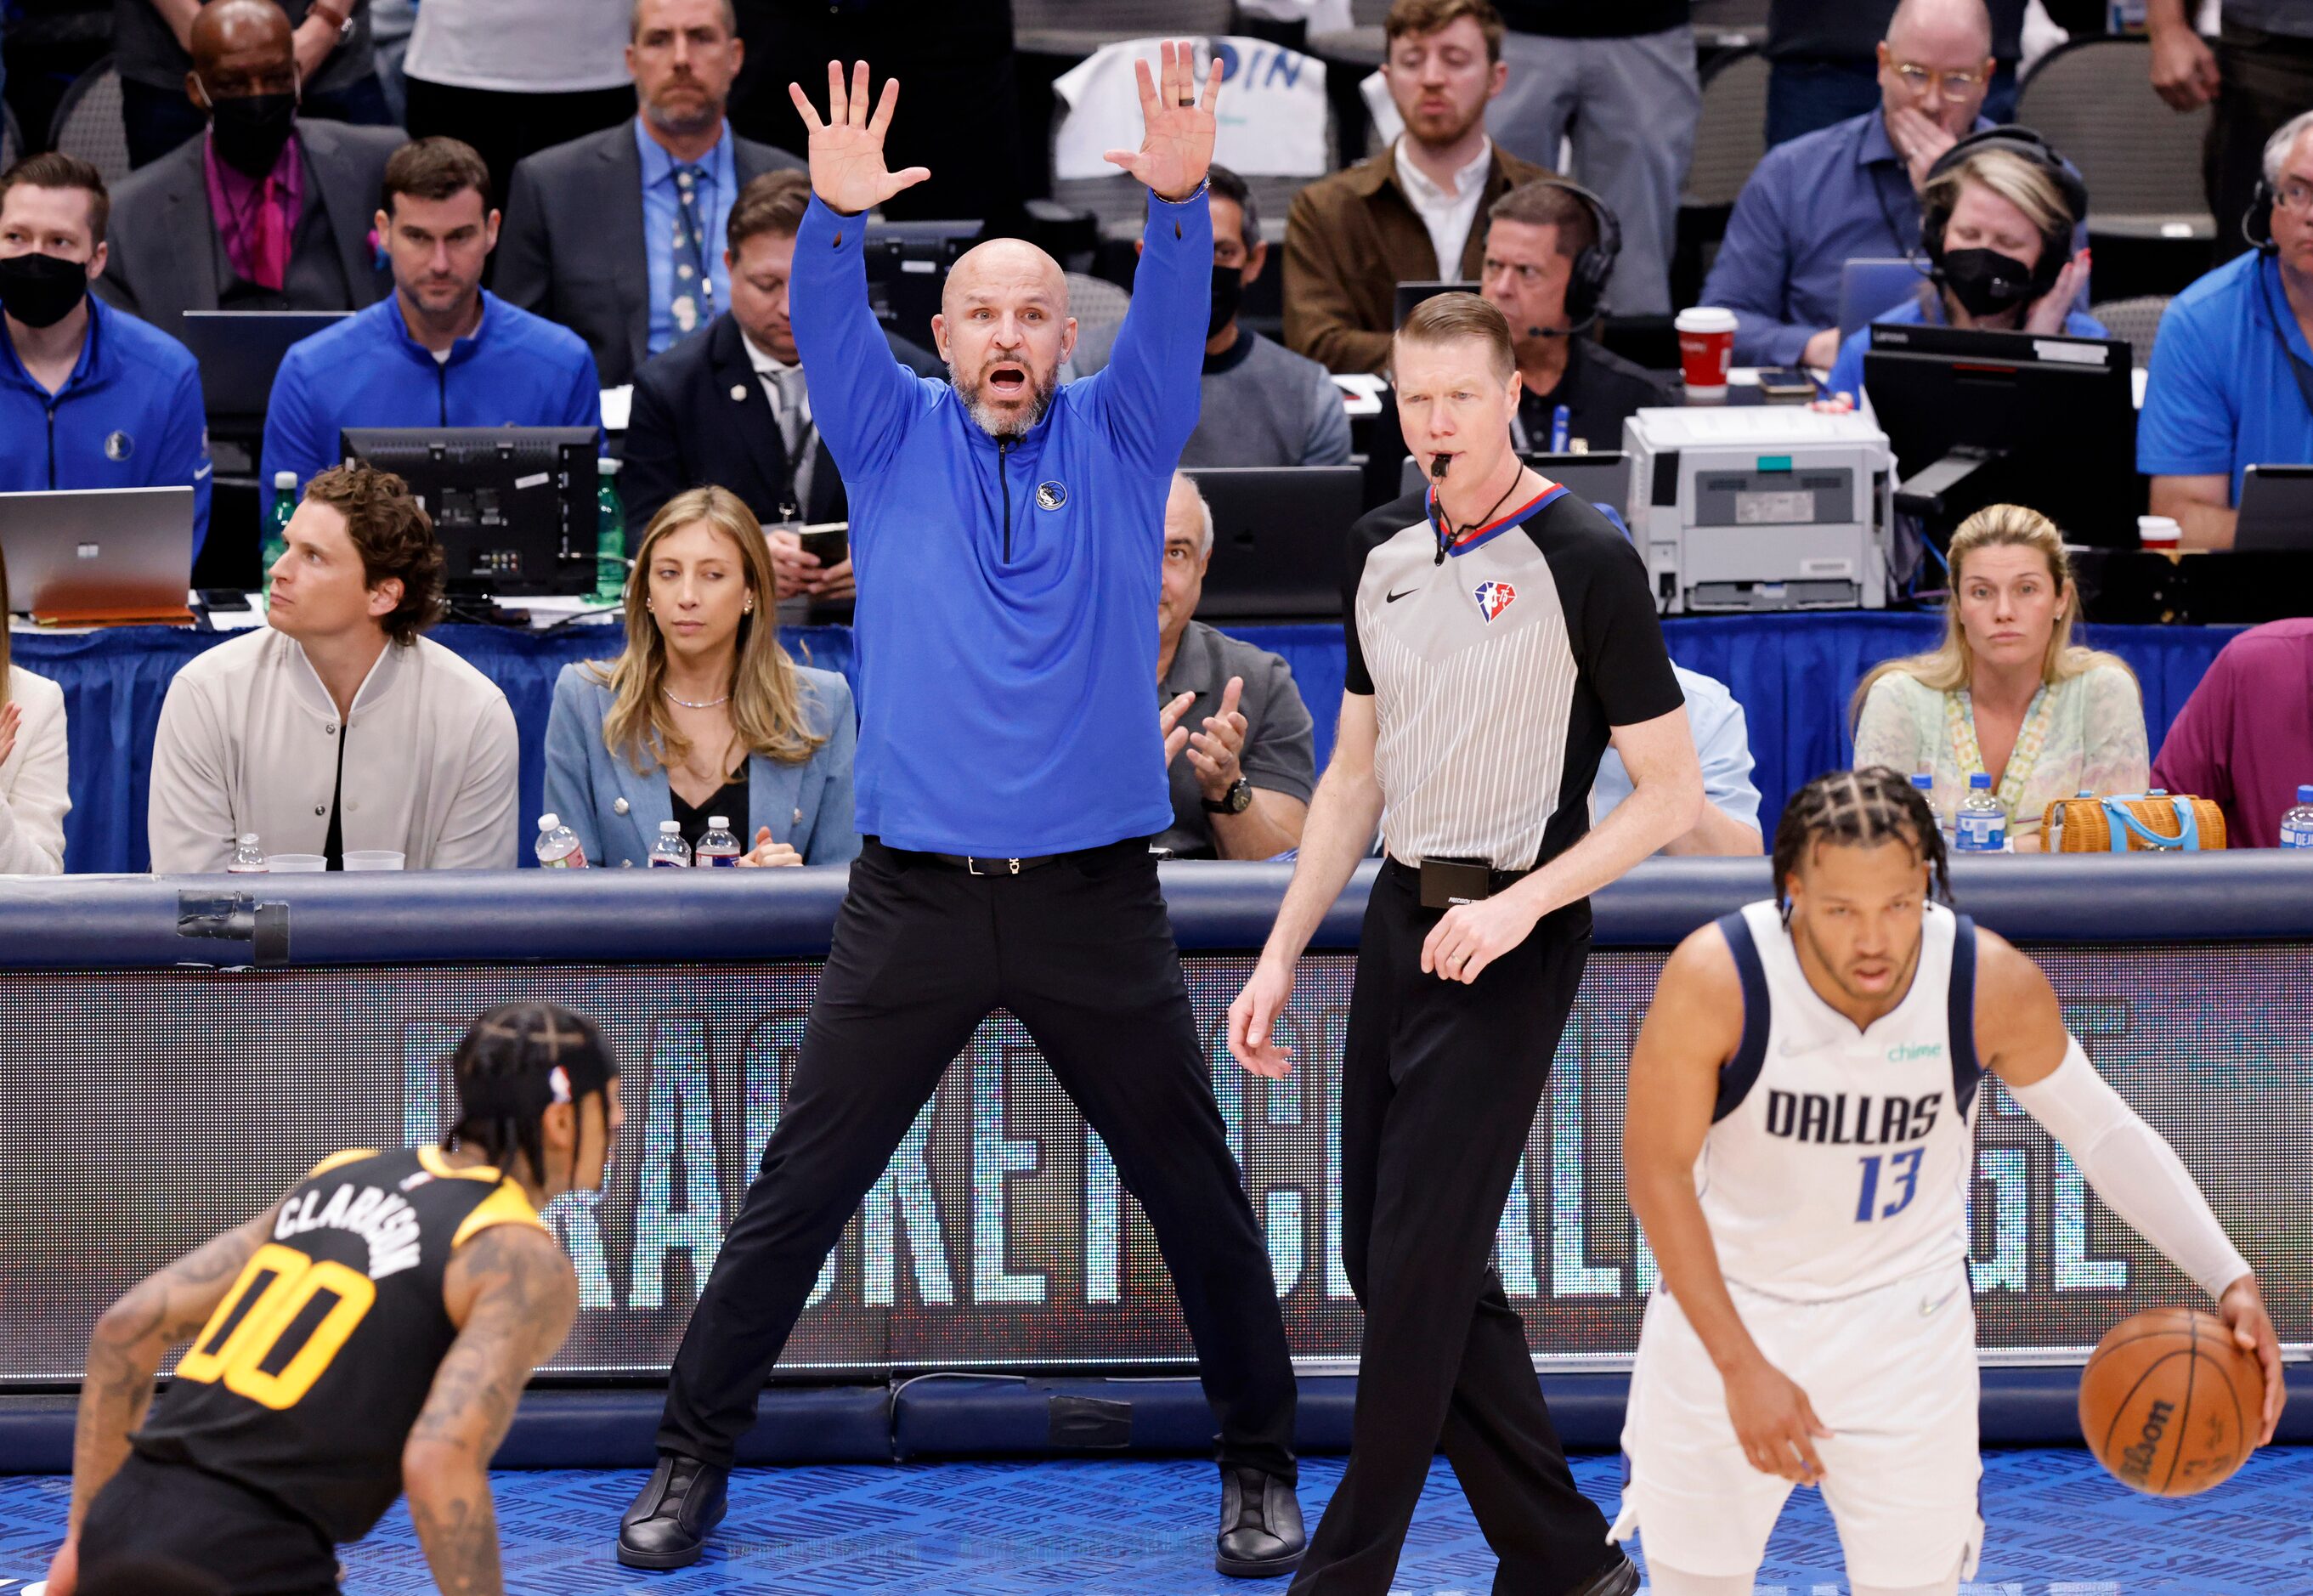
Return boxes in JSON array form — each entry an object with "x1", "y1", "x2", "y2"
[{"x1": 1617, "y1": 767, "x2": 2286, "y2": 1596}]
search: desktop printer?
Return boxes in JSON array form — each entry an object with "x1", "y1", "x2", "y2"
[{"x1": 1620, "y1": 406, "x2": 1895, "y2": 613}]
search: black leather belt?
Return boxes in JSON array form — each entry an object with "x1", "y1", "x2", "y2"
[{"x1": 926, "y1": 852, "x2": 1062, "y2": 875}]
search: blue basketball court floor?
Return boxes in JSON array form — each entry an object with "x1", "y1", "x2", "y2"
[{"x1": 2, "y1": 1447, "x2": 2306, "y2": 1595}]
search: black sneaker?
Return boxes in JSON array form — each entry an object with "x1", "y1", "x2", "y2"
[
  {"x1": 1562, "y1": 1552, "x2": 1640, "y2": 1596},
  {"x1": 615, "y1": 1452, "x2": 729, "y2": 1570},
  {"x1": 1215, "y1": 1464, "x2": 1305, "y2": 1578}
]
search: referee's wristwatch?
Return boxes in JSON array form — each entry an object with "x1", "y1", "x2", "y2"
[{"x1": 1202, "y1": 777, "x2": 1253, "y2": 816}]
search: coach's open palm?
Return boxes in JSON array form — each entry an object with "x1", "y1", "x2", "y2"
[
  {"x1": 787, "y1": 61, "x2": 931, "y2": 216},
  {"x1": 1103, "y1": 41, "x2": 1223, "y2": 202}
]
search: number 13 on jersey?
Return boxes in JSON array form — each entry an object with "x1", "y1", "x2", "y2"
[{"x1": 1855, "y1": 1147, "x2": 1924, "y2": 1222}]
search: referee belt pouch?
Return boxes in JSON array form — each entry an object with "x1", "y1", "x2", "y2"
[
  {"x1": 1418, "y1": 857, "x2": 1506, "y2": 908},
  {"x1": 2041, "y1": 792, "x2": 2226, "y2": 852}
]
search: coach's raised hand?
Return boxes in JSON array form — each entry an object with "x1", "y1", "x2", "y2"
[
  {"x1": 787, "y1": 60, "x2": 931, "y2": 218},
  {"x1": 1102, "y1": 40, "x2": 1223, "y2": 203}
]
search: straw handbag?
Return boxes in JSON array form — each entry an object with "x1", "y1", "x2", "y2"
[{"x1": 2040, "y1": 792, "x2": 2226, "y2": 852}]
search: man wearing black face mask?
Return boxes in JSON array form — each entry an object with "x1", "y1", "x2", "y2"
[
  {"x1": 97, "y1": 0, "x2": 400, "y2": 344},
  {"x1": 1085, "y1": 165, "x2": 1350, "y2": 468},
  {"x1": 0, "y1": 154, "x2": 215, "y2": 557}
]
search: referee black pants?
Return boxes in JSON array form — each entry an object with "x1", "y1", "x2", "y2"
[
  {"x1": 658, "y1": 837, "x2": 1298, "y2": 1480},
  {"x1": 1292, "y1": 862, "x2": 1616, "y2": 1596}
]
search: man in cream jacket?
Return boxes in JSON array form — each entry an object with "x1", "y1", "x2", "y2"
[{"x1": 148, "y1": 465, "x2": 518, "y2": 873}]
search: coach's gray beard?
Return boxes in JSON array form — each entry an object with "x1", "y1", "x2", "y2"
[{"x1": 953, "y1": 369, "x2": 1055, "y2": 440}]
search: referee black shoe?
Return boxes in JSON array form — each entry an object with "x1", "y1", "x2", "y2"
[
  {"x1": 1562, "y1": 1551, "x2": 1640, "y2": 1596},
  {"x1": 1215, "y1": 1465, "x2": 1305, "y2": 1578},
  {"x1": 616, "y1": 1452, "x2": 727, "y2": 1570}
]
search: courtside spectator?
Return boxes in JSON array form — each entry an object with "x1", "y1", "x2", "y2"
[
  {"x1": 545, "y1": 486, "x2": 858, "y2": 870},
  {"x1": 2151, "y1": 617, "x2": 2313, "y2": 850},
  {"x1": 2148, "y1": 0, "x2": 2313, "y2": 268},
  {"x1": 2139, "y1": 110, "x2": 2313, "y2": 551},
  {"x1": 1284, "y1": 0, "x2": 1548, "y2": 375},
  {"x1": 0, "y1": 155, "x2": 214, "y2": 557},
  {"x1": 260, "y1": 139, "x2": 600, "y2": 520},
  {"x1": 400, "y1": 0, "x2": 635, "y2": 218},
  {"x1": 97, "y1": 0, "x2": 399, "y2": 342},
  {"x1": 1765, "y1": 0, "x2": 2024, "y2": 148},
  {"x1": 0, "y1": 549, "x2": 71, "y2": 874},
  {"x1": 1705, "y1": 0, "x2": 1999, "y2": 369},
  {"x1": 114, "y1": 0, "x2": 389, "y2": 171},
  {"x1": 1486, "y1": 2, "x2": 1695, "y2": 315},
  {"x1": 1479, "y1": 179, "x2": 1676, "y2": 450},
  {"x1": 495, "y1": 0, "x2": 805, "y2": 387},
  {"x1": 149, "y1": 465, "x2": 519, "y2": 873},
  {"x1": 1171, "y1": 166, "x2": 1350, "y2": 468},
  {"x1": 1824, "y1": 133, "x2": 2101, "y2": 405},
  {"x1": 620, "y1": 169, "x2": 943, "y2": 608},
  {"x1": 1592, "y1": 665, "x2": 1762, "y2": 856},
  {"x1": 1852, "y1": 503, "x2": 2148, "y2": 851},
  {"x1": 1154, "y1": 474, "x2": 1315, "y2": 860}
]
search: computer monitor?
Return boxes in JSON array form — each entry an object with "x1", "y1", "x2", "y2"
[
  {"x1": 1185, "y1": 465, "x2": 1365, "y2": 622},
  {"x1": 180, "y1": 310, "x2": 352, "y2": 427},
  {"x1": 0, "y1": 486, "x2": 195, "y2": 622},
  {"x1": 1394, "y1": 280, "x2": 1480, "y2": 327},
  {"x1": 337, "y1": 427, "x2": 600, "y2": 596},
  {"x1": 1837, "y1": 259, "x2": 1927, "y2": 339},
  {"x1": 1862, "y1": 322, "x2": 2142, "y2": 548},
  {"x1": 2233, "y1": 463, "x2": 2313, "y2": 551},
  {"x1": 863, "y1": 219, "x2": 982, "y2": 344}
]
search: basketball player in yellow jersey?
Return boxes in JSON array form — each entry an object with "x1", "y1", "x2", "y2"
[
  {"x1": 47, "y1": 1004, "x2": 623, "y2": 1596},
  {"x1": 1617, "y1": 769, "x2": 2284, "y2": 1596}
]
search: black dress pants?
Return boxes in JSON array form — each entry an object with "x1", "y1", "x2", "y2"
[
  {"x1": 1291, "y1": 862, "x2": 1617, "y2": 1596},
  {"x1": 658, "y1": 837, "x2": 1298, "y2": 1480}
]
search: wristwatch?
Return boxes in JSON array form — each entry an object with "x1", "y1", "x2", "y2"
[
  {"x1": 1202, "y1": 777, "x2": 1253, "y2": 816},
  {"x1": 308, "y1": 1, "x2": 355, "y2": 42}
]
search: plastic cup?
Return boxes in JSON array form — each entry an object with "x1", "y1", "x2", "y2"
[
  {"x1": 1676, "y1": 306, "x2": 1738, "y2": 397},
  {"x1": 2136, "y1": 515, "x2": 2181, "y2": 551},
  {"x1": 342, "y1": 851, "x2": 406, "y2": 871},
  {"x1": 269, "y1": 853, "x2": 327, "y2": 873}
]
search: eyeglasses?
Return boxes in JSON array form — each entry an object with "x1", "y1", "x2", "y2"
[
  {"x1": 2275, "y1": 179, "x2": 2313, "y2": 215},
  {"x1": 1891, "y1": 60, "x2": 1989, "y2": 98}
]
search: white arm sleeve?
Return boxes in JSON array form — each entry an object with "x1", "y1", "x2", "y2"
[{"x1": 2006, "y1": 1036, "x2": 2252, "y2": 1302}]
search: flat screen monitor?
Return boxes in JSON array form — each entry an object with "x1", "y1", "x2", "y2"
[
  {"x1": 2233, "y1": 463, "x2": 2313, "y2": 551},
  {"x1": 337, "y1": 427, "x2": 600, "y2": 596},
  {"x1": 1862, "y1": 322, "x2": 2141, "y2": 548},
  {"x1": 863, "y1": 219, "x2": 982, "y2": 345},
  {"x1": 1394, "y1": 280, "x2": 1480, "y2": 327},
  {"x1": 180, "y1": 310, "x2": 352, "y2": 427},
  {"x1": 1186, "y1": 465, "x2": 1365, "y2": 622}
]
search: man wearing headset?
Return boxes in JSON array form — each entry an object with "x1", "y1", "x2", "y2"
[
  {"x1": 1819, "y1": 128, "x2": 2101, "y2": 410},
  {"x1": 2139, "y1": 108, "x2": 2313, "y2": 551}
]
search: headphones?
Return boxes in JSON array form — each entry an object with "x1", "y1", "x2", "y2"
[
  {"x1": 1501, "y1": 178, "x2": 1621, "y2": 337},
  {"x1": 1919, "y1": 126, "x2": 2086, "y2": 303},
  {"x1": 2244, "y1": 177, "x2": 2280, "y2": 255}
]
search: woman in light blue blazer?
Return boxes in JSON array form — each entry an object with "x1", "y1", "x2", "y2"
[{"x1": 545, "y1": 486, "x2": 859, "y2": 869}]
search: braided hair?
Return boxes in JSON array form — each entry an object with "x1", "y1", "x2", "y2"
[
  {"x1": 445, "y1": 1003, "x2": 617, "y2": 1186},
  {"x1": 1771, "y1": 766, "x2": 1951, "y2": 917}
]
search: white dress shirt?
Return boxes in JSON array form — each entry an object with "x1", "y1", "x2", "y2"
[
  {"x1": 1394, "y1": 135, "x2": 1495, "y2": 282},
  {"x1": 744, "y1": 334, "x2": 817, "y2": 519},
  {"x1": 147, "y1": 628, "x2": 521, "y2": 874},
  {"x1": 0, "y1": 665, "x2": 69, "y2": 874}
]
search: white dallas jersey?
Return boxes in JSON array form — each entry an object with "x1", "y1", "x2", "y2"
[{"x1": 1698, "y1": 899, "x2": 1984, "y2": 1303}]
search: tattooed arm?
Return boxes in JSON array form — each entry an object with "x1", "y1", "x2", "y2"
[{"x1": 402, "y1": 1221, "x2": 579, "y2": 1596}]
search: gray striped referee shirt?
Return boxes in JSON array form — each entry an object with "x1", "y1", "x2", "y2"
[{"x1": 1343, "y1": 480, "x2": 1682, "y2": 873}]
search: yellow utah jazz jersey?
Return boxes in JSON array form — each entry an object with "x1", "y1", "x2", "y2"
[{"x1": 132, "y1": 1146, "x2": 540, "y2": 1543}]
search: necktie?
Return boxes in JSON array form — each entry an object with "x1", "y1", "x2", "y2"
[
  {"x1": 670, "y1": 163, "x2": 713, "y2": 337},
  {"x1": 771, "y1": 366, "x2": 807, "y2": 459}
]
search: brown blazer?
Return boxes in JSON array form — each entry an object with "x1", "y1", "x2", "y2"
[{"x1": 1283, "y1": 143, "x2": 1553, "y2": 376}]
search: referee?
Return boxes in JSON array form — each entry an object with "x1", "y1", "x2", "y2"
[
  {"x1": 1228, "y1": 294, "x2": 1703, "y2": 1596},
  {"x1": 616, "y1": 52, "x2": 1305, "y2": 1579}
]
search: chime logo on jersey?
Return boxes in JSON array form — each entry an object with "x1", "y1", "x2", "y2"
[{"x1": 1473, "y1": 580, "x2": 1516, "y2": 622}]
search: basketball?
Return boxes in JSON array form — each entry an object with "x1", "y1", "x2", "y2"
[{"x1": 2078, "y1": 1308, "x2": 2264, "y2": 1496}]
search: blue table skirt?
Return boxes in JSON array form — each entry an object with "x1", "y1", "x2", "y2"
[{"x1": 20, "y1": 614, "x2": 2241, "y2": 874}]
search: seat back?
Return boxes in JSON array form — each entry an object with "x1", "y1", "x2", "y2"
[
  {"x1": 2016, "y1": 37, "x2": 2211, "y2": 225},
  {"x1": 50, "y1": 59, "x2": 133, "y2": 190},
  {"x1": 1682, "y1": 46, "x2": 1770, "y2": 210},
  {"x1": 2091, "y1": 293, "x2": 2173, "y2": 369}
]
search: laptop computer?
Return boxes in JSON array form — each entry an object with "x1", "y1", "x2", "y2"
[
  {"x1": 2232, "y1": 463, "x2": 2313, "y2": 551},
  {"x1": 179, "y1": 310, "x2": 353, "y2": 426},
  {"x1": 1397, "y1": 450, "x2": 1632, "y2": 522},
  {"x1": 1395, "y1": 280, "x2": 1481, "y2": 327},
  {"x1": 0, "y1": 486, "x2": 197, "y2": 624},
  {"x1": 1186, "y1": 465, "x2": 1365, "y2": 621},
  {"x1": 1837, "y1": 258, "x2": 1928, "y2": 340}
]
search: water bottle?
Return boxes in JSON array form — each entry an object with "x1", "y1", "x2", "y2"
[
  {"x1": 2282, "y1": 784, "x2": 2313, "y2": 850},
  {"x1": 695, "y1": 815, "x2": 741, "y2": 867},
  {"x1": 648, "y1": 818, "x2": 692, "y2": 868},
  {"x1": 594, "y1": 458, "x2": 627, "y2": 603},
  {"x1": 226, "y1": 833, "x2": 267, "y2": 874},
  {"x1": 262, "y1": 472, "x2": 297, "y2": 602},
  {"x1": 1953, "y1": 772, "x2": 2007, "y2": 852},
  {"x1": 535, "y1": 812, "x2": 587, "y2": 869}
]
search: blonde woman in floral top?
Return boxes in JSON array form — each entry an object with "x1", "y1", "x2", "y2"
[{"x1": 1852, "y1": 504, "x2": 2149, "y2": 850}]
